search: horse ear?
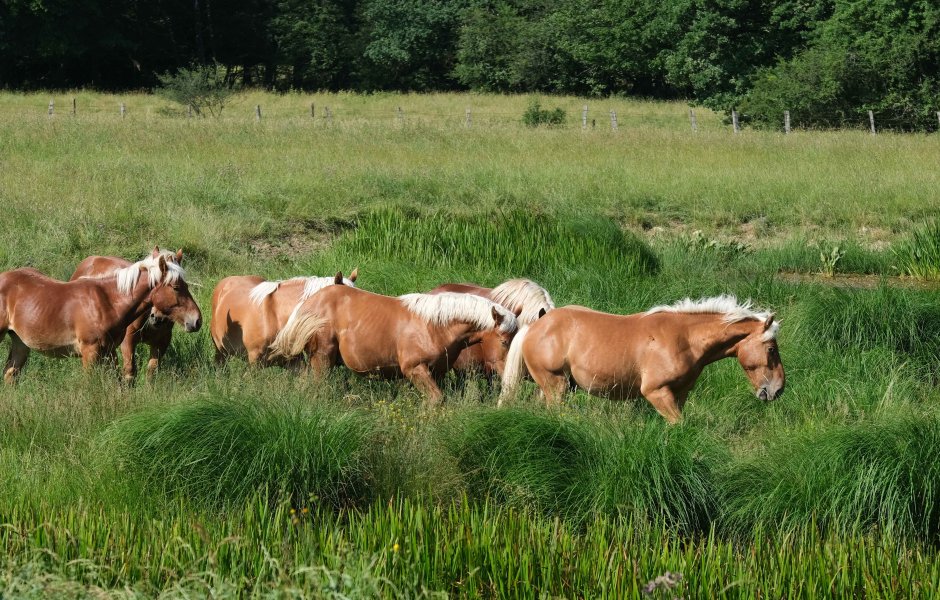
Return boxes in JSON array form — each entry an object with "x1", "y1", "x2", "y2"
[
  {"x1": 151, "y1": 245, "x2": 161, "y2": 258},
  {"x1": 157, "y1": 255, "x2": 168, "y2": 275},
  {"x1": 175, "y1": 249, "x2": 184, "y2": 264},
  {"x1": 491, "y1": 306, "x2": 504, "y2": 326},
  {"x1": 334, "y1": 271, "x2": 343, "y2": 285},
  {"x1": 348, "y1": 267, "x2": 358, "y2": 282},
  {"x1": 538, "y1": 308, "x2": 547, "y2": 319},
  {"x1": 763, "y1": 313, "x2": 775, "y2": 330}
]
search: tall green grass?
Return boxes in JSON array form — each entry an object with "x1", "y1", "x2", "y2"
[{"x1": 895, "y1": 221, "x2": 940, "y2": 281}]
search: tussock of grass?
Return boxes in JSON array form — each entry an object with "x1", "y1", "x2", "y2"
[
  {"x1": 796, "y1": 286, "x2": 940, "y2": 363},
  {"x1": 337, "y1": 207, "x2": 658, "y2": 280},
  {"x1": 105, "y1": 395, "x2": 379, "y2": 508},
  {"x1": 721, "y1": 408, "x2": 940, "y2": 540},
  {"x1": 895, "y1": 221, "x2": 940, "y2": 281},
  {"x1": 446, "y1": 409, "x2": 723, "y2": 529}
]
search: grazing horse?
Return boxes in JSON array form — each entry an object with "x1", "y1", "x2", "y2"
[
  {"x1": 427, "y1": 279, "x2": 554, "y2": 377},
  {"x1": 500, "y1": 295, "x2": 785, "y2": 423},
  {"x1": 70, "y1": 247, "x2": 186, "y2": 381},
  {"x1": 210, "y1": 269, "x2": 358, "y2": 364},
  {"x1": 268, "y1": 285, "x2": 519, "y2": 404},
  {"x1": 0, "y1": 252, "x2": 201, "y2": 383}
]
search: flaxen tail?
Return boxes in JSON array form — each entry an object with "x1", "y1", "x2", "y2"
[
  {"x1": 268, "y1": 302, "x2": 326, "y2": 359},
  {"x1": 498, "y1": 324, "x2": 530, "y2": 407}
]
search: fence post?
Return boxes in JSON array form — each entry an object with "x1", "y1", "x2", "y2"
[
  {"x1": 326, "y1": 107, "x2": 333, "y2": 125},
  {"x1": 937, "y1": 111, "x2": 940, "y2": 130},
  {"x1": 582, "y1": 105, "x2": 588, "y2": 130},
  {"x1": 465, "y1": 108, "x2": 471, "y2": 128},
  {"x1": 48, "y1": 98, "x2": 54, "y2": 116},
  {"x1": 187, "y1": 104, "x2": 193, "y2": 118},
  {"x1": 784, "y1": 110, "x2": 791, "y2": 134},
  {"x1": 255, "y1": 105, "x2": 262, "y2": 121},
  {"x1": 120, "y1": 102, "x2": 126, "y2": 119},
  {"x1": 688, "y1": 108, "x2": 697, "y2": 132},
  {"x1": 609, "y1": 110, "x2": 618, "y2": 131},
  {"x1": 72, "y1": 98, "x2": 76, "y2": 116},
  {"x1": 732, "y1": 109, "x2": 740, "y2": 134},
  {"x1": 868, "y1": 110, "x2": 876, "y2": 134},
  {"x1": 310, "y1": 103, "x2": 315, "y2": 118},
  {"x1": 397, "y1": 106, "x2": 404, "y2": 126}
]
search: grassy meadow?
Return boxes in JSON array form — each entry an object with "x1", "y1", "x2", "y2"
[{"x1": 1, "y1": 91, "x2": 940, "y2": 597}]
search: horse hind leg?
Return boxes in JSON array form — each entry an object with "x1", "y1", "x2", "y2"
[
  {"x1": 4, "y1": 332, "x2": 30, "y2": 384},
  {"x1": 527, "y1": 365, "x2": 568, "y2": 408}
]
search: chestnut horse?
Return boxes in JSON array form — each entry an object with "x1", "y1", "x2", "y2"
[
  {"x1": 268, "y1": 285, "x2": 519, "y2": 404},
  {"x1": 70, "y1": 247, "x2": 187, "y2": 380},
  {"x1": 210, "y1": 269, "x2": 358, "y2": 364},
  {"x1": 500, "y1": 296, "x2": 785, "y2": 423},
  {"x1": 427, "y1": 279, "x2": 553, "y2": 377},
  {"x1": 0, "y1": 252, "x2": 201, "y2": 383}
]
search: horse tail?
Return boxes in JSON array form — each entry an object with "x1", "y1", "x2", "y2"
[
  {"x1": 268, "y1": 302, "x2": 325, "y2": 359},
  {"x1": 498, "y1": 323, "x2": 531, "y2": 407}
]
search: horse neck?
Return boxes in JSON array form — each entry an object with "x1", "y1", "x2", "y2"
[
  {"x1": 103, "y1": 271, "x2": 155, "y2": 326},
  {"x1": 688, "y1": 316, "x2": 758, "y2": 367},
  {"x1": 434, "y1": 319, "x2": 485, "y2": 346}
]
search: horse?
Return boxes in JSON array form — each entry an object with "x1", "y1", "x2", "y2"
[
  {"x1": 0, "y1": 251, "x2": 201, "y2": 383},
  {"x1": 70, "y1": 247, "x2": 187, "y2": 381},
  {"x1": 210, "y1": 269, "x2": 358, "y2": 364},
  {"x1": 499, "y1": 295, "x2": 785, "y2": 423},
  {"x1": 268, "y1": 285, "x2": 519, "y2": 404},
  {"x1": 426, "y1": 278, "x2": 554, "y2": 377}
]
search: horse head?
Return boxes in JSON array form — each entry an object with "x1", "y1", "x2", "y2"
[
  {"x1": 148, "y1": 252, "x2": 202, "y2": 333},
  {"x1": 736, "y1": 314, "x2": 785, "y2": 401}
]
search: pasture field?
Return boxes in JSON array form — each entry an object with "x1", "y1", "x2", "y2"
[{"x1": 1, "y1": 91, "x2": 940, "y2": 597}]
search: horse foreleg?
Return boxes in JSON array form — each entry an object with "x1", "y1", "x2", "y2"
[
  {"x1": 80, "y1": 343, "x2": 101, "y2": 371},
  {"x1": 404, "y1": 364, "x2": 443, "y2": 406},
  {"x1": 145, "y1": 331, "x2": 171, "y2": 380},
  {"x1": 642, "y1": 386, "x2": 683, "y2": 424},
  {"x1": 526, "y1": 366, "x2": 568, "y2": 408},
  {"x1": 119, "y1": 333, "x2": 138, "y2": 382},
  {"x1": 3, "y1": 332, "x2": 29, "y2": 384}
]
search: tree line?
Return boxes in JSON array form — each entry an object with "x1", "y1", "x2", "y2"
[{"x1": 2, "y1": 0, "x2": 938, "y2": 129}]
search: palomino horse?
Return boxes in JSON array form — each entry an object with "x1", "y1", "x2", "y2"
[
  {"x1": 210, "y1": 269, "x2": 358, "y2": 364},
  {"x1": 500, "y1": 295, "x2": 785, "y2": 423},
  {"x1": 70, "y1": 247, "x2": 187, "y2": 381},
  {"x1": 0, "y1": 252, "x2": 201, "y2": 383},
  {"x1": 268, "y1": 285, "x2": 519, "y2": 404},
  {"x1": 427, "y1": 279, "x2": 554, "y2": 377}
]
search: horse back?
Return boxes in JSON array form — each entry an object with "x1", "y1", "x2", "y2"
[{"x1": 70, "y1": 256, "x2": 132, "y2": 281}]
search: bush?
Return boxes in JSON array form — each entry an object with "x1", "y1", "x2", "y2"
[
  {"x1": 156, "y1": 63, "x2": 235, "y2": 117},
  {"x1": 522, "y1": 100, "x2": 566, "y2": 127}
]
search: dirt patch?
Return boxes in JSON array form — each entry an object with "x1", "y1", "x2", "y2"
[
  {"x1": 248, "y1": 218, "x2": 355, "y2": 261},
  {"x1": 777, "y1": 272, "x2": 940, "y2": 290}
]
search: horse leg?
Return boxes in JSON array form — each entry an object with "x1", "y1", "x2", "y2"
[
  {"x1": 80, "y1": 343, "x2": 101, "y2": 371},
  {"x1": 641, "y1": 385, "x2": 683, "y2": 424},
  {"x1": 3, "y1": 332, "x2": 29, "y2": 384},
  {"x1": 403, "y1": 363, "x2": 444, "y2": 406},
  {"x1": 145, "y1": 328, "x2": 172, "y2": 380},
  {"x1": 120, "y1": 331, "x2": 138, "y2": 382}
]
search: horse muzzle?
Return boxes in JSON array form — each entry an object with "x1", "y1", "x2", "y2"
[
  {"x1": 757, "y1": 385, "x2": 783, "y2": 402},
  {"x1": 184, "y1": 316, "x2": 202, "y2": 333}
]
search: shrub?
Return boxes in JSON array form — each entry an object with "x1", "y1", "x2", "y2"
[
  {"x1": 522, "y1": 100, "x2": 566, "y2": 127},
  {"x1": 156, "y1": 63, "x2": 235, "y2": 117}
]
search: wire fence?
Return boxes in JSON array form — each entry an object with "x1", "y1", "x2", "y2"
[{"x1": 13, "y1": 97, "x2": 940, "y2": 134}]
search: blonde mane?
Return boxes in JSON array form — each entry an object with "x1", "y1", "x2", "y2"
[
  {"x1": 645, "y1": 294, "x2": 779, "y2": 341},
  {"x1": 102, "y1": 253, "x2": 185, "y2": 295},
  {"x1": 399, "y1": 293, "x2": 518, "y2": 333},
  {"x1": 490, "y1": 279, "x2": 554, "y2": 325},
  {"x1": 248, "y1": 275, "x2": 356, "y2": 306}
]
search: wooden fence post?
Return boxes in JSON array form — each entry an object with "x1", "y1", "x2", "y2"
[
  {"x1": 120, "y1": 102, "x2": 126, "y2": 119},
  {"x1": 255, "y1": 105, "x2": 262, "y2": 121},
  {"x1": 465, "y1": 108, "x2": 472, "y2": 128},
  {"x1": 187, "y1": 105, "x2": 193, "y2": 118},
  {"x1": 688, "y1": 108, "x2": 697, "y2": 132},
  {"x1": 397, "y1": 106, "x2": 404, "y2": 125},
  {"x1": 326, "y1": 107, "x2": 333, "y2": 125},
  {"x1": 868, "y1": 110, "x2": 876, "y2": 134},
  {"x1": 784, "y1": 110, "x2": 791, "y2": 134},
  {"x1": 937, "y1": 111, "x2": 940, "y2": 130},
  {"x1": 72, "y1": 98, "x2": 76, "y2": 116},
  {"x1": 732, "y1": 109, "x2": 740, "y2": 134},
  {"x1": 48, "y1": 98, "x2": 54, "y2": 116},
  {"x1": 609, "y1": 110, "x2": 618, "y2": 131},
  {"x1": 582, "y1": 105, "x2": 588, "y2": 130},
  {"x1": 310, "y1": 103, "x2": 315, "y2": 118}
]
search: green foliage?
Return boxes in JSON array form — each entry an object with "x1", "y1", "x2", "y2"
[
  {"x1": 521, "y1": 99, "x2": 566, "y2": 126},
  {"x1": 894, "y1": 221, "x2": 940, "y2": 281},
  {"x1": 156, "y1": 64, "x2": 235, "y2": 117}
]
